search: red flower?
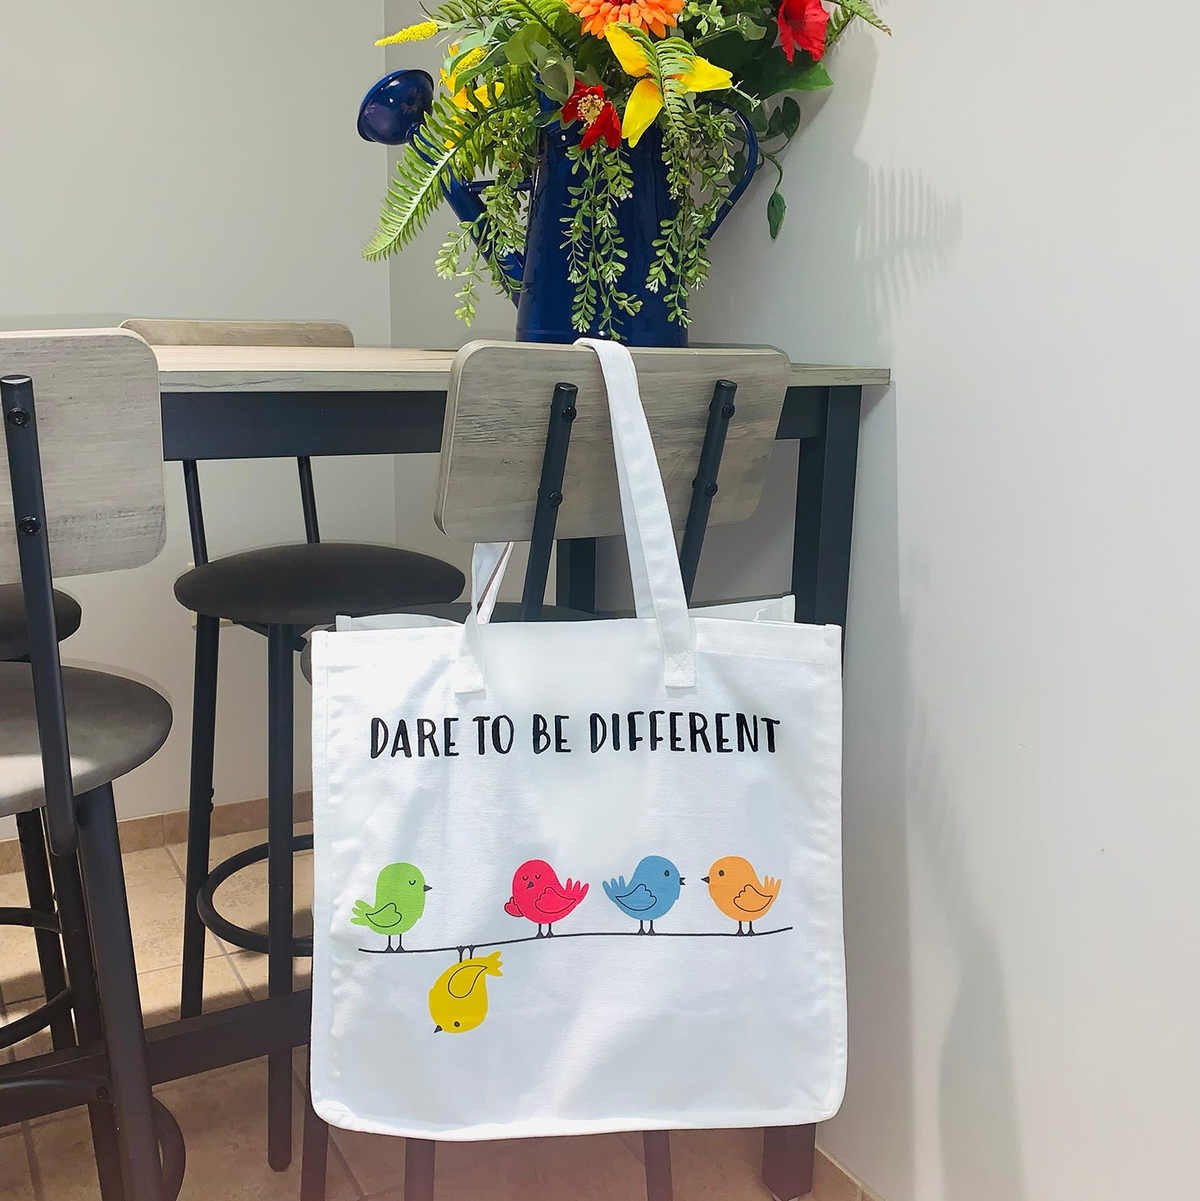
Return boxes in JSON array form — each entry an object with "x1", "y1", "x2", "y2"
[
  {"x1": 776, "y1": 0, "x2": 829, "y2": 64},
  {"x1": 562, "y1": 80, "x2": 623, "y2": 149},
  {"x1": 581, "y1": 101, "x2": 621, "y2": 148},
  {"x1": 562, "y1": 81, "x2": 602, "y2": 123}
]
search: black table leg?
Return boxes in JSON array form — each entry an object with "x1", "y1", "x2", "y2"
[
  {"x1": 765, "y1": 385, "x2": 862, "y2": 1199},
  {"x1": 266, "y1": 624, "x2": 295, "y2": 1171},
  {"x1": 791, "y1": 385, "x2": 863, "y2": 633},
  {"x1": 181, "y1": 613, "x2": 220, "y2": 1019}
]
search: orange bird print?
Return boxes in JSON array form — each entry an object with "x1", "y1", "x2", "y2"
[
  {"x1": 504, "y1": 858, "x2": 588, "y2": 937},
  {"x1": 702, "y1": 856, "x2": 781, "y2": 935}
]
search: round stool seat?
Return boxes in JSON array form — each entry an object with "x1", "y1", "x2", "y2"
[
  {"x1": 297, "y1": 601, "x2": 597, "y2": 682},
  {"x1": 174, "y1": 542, "x2": 465, "y2": 627},
  {"x1": 0, "y1": 663, "x2": 172, "y2": 818},
  {"x1": 0, "y1": 584, "x2": 82, "y2": 659}
]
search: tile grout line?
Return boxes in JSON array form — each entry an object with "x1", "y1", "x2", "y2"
[
  {"x1": 330, "y1": 1128, "x2": 368, "y2": 1199},
  {"x1": 21, "y1": 1120, "x2": 46, "y2": 1201}
]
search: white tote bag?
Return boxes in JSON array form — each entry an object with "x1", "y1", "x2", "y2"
[{"x1": 310, "y1": 338, "x2": 846, "y2": 1140}]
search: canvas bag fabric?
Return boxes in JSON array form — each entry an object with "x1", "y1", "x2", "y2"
[{"x1": 310, "y1": 338, "x2": 846, "y2": 1140}]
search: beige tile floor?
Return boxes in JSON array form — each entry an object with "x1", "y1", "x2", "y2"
[{"x1": 0, "y1": 825, "x2": 853, "y2": 1201}]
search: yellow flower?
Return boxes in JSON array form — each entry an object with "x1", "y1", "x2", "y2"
[
  {"x1": 450, "y1": 80, "x2": 505, "y2": 111},
  {"x1": 375, "y1": 20, "x2": 438, "y2": 46},
  {"x1": 441, "y1": 45, "x2": 488, "y2": 94},
  {"x1": 605, "y1": 25, "x2": 732, "y2": 147}
]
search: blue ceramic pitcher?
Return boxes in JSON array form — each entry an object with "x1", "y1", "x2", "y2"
[{"x1": 359, "y1": 69, "x2": 758, "y2": 346}]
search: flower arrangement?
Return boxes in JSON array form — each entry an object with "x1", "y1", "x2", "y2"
[{"x1": 366, "y1": 0, "x2": 888, "y2": 337}]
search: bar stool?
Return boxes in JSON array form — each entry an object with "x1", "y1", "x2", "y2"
[
  {"x1": 0, "y1": 328, "x2": 186, "y2": 1200},
  {"x1": 120, "y1": 318, "x2": 466, "y2": 1172},
  {"x1": 0, "y1": 583, "x2": 82, "y2": 1052},
  {"x1": 0, "y1": 583, "x2": 114, "y2": 1186}
]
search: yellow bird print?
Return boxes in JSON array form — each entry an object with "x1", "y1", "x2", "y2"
[
  {"x1": 429, "y1": 951, "x2": 502, "y2": 1033},
  {"x1": 702, "y1": 856, "x2": 781, "y2": 935}
]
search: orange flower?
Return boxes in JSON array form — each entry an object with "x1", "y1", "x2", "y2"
[{"x1": 566, "y1": 0, "x2": 684, "y2": 38}]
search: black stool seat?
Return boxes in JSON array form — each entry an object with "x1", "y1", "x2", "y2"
[
  {"x1": 174, "y1": 542, "x2": 465, "y2": 627},
  {"x1": 0, "y1": 664, "x2": 172, "y2": 817},
  {"x1": 0, "y1": 584, "x2": 82, "y2": 659}
]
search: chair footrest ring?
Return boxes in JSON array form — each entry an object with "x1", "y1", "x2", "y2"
[
  {"x1": 0, "y1": 905, "x2": 61, "y2": 934},
  {"x1": 153, "y1": 1096, "x2": 187, "y2": 1200},
  {"x1": 0, "y1": 987, "x2": 73, "y2": 1051},
  {"x1": 196, "y1": 834, "x2": 314, "y2": 957}
]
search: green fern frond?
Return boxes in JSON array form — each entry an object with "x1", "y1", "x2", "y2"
[
  {"x1": 826, "y1": 7, "x2": 852, "y2": 42},
  {"x1": 427, "y1": 0, "x2": 492, "y2": 30},
  {"x1": 363, "y1": 95, "x2": 498, "y2": 261},
  {"x1": 497, "y1": 0, "x2": 577, "y2": 45}
]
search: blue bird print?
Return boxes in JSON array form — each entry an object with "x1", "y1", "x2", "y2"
[{"x1": 602, "y1": 856, "x2": 685, "y2": 934}]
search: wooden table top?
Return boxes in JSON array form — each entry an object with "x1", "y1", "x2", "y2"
[{"x1": 152, "y1": 345, "x2": 891, "y2": 393}]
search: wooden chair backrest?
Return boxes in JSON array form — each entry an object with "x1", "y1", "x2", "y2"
[
  {"x1": 436, "y1": 341, "x2": 791, "y2": 542},
  {"x1": 119, "y1": 318, "x2": 354, "y2": 348},
  {"x1": 0, "y1": 329, "x2": 165, "y2": 581}
]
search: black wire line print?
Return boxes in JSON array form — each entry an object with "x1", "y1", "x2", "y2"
[{"x1": 358, "y1": 926, "x2": 795, "y2": 955}]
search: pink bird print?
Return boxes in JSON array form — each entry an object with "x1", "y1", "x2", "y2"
[{"x1": 504, "y1": 858, "x2": 589, "y2": 937}]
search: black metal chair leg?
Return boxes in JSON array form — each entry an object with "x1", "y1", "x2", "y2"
[
  {"x1": 181, "y1": 613, "x2": 220, "y2": 1019},
  {"x1": 266, "y1": 624, "x2": 295, "y2": 1171},
  {"x1": 300, "y1": 1049, "x2": 330, "y2": 1200},
  {"x1": 15, "y1": 809, "x2": 74, "y2": 1049},
  {"x1": 643, "y1": 1130, "x2": 673, "y2": 1201},
  {"x1": 43, "y1": 828, "x2": 125, "y2": 1201},
  {"x1": 75, "y1": 784, "x2": 169, "y2": 1201},
  {"x1": 761, "y1": 1124, "x2": 815, "y2": 1201},
  {"x1": 405, "y1": 1139, "x2": 436, "y2": 1201}
]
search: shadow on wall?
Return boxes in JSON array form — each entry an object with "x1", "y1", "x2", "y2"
[
  {"x1": 835, "y1": 386, "x2": 1028, "y2": 1201},
  {"x1": 695, "y1": 30, "x2": 961, "y2": 366},
  {"x1": 853, "y1": 166, "x2": 962, "y2": 339},
  {"x1": 796, "y1": 29, "x2": 962, "y2": 356},
  {"x1": 905, "y1": 664, "x2": 1029, "y2": 1201}
]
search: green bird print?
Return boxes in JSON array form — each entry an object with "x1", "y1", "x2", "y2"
[{"x1": 351, "y1": 862, "x2": 431, "y2": 951}]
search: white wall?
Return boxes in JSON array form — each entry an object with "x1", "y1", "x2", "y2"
[
  {"x1": 0, "y1": 2, "x2": 394, "y2": 821},
  {"x1": 693, "y1": 3, "x2": 1200, "y2": 1199}
]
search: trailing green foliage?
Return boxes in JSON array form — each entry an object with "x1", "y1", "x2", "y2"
[
  {"x1": 562, "y1": 143, "x2": 641, "y2": 336},
  {"x1": 648, "y1": 107, "x2": 735, "y2": 323}
]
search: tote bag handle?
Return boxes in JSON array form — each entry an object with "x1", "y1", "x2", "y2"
[{"x1": 453, "y1": 339, "x2": 696, "y2": 694}]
